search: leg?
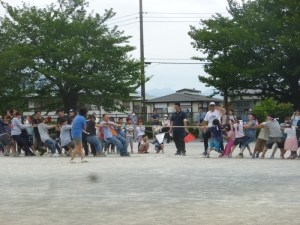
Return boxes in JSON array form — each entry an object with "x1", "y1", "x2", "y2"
[
  {"x1": 44, "y1": 139, "x2": 56, "y2": 154},
  {"x1": 203, "y1": 131, "x2": 211, "y2": 154}
]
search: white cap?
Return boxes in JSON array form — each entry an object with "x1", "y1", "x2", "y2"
[
  {"x1": 209, "y1": 102, "x2": 216, "y2": 106},
  {"x1": 164, "y1": 114, "x2": 168, "y2": 117}
]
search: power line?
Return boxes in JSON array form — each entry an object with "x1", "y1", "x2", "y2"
[
  {"x1": 106, "y1": 17, "x2": 138, "y2": 25},
  {"x1": 144, "y1": 16, "x2": 212, "y2": 18},
  {"x1": 117, "y1": 21, "x2": 139, "y2": 27},
  {"x1": 107, "y1": 13, "x2": 138, "y2": 21},
  {"x1": 146, "y1": 12, "x2": 229, "y2": 14},
  {"x1": 143, "y1": 21, "x2": 200, "y2": 23}
]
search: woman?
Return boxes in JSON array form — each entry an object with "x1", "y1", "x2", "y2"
[
  {"x1": 11, "y1": 112, "x2": 35, "y2": 156},
  {"x1": 161, "y1": 114, "x2": 170, "y2": 143},
  {"x1": 38, "y1": 117, "x2": 62, "y2": 157},
  {"x1": 229, "y1": 110, "x2": 236, "y2": 121},
  {"x1": 70, "y1": 108, "x2": 88, "y2": 163}
]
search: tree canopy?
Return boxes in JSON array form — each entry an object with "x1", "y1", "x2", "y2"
[
  {"x1": 0, "y1": 0, "x2": 142, "y2": 113},
  {"x1": 189, "y1": 0, "x2": 300, "y2": 109}
]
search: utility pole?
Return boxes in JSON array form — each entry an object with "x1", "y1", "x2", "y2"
[{"x1": 139, "y1": 0, "x2": 146, "y2": 122}]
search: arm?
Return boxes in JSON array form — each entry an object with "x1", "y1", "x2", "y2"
[
  {"x1": 215, "y1": 106, "x2": 225, "y2": 114},
  {"x1": 253, "y1": 123, "x2": 265, "y2": 129},
  {"x1": 14, "y1": 119, "x2": 31, "y2": 130},
  {"x1": 169, "y1": 121, "x2": 173, "y2": 133}
]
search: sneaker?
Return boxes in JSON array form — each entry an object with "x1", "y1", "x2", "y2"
[
  {"x1": 207, "y1": 153, "x2": 210, "y2": 158},
  {"x1": 228, "y1": 154, "x2": 232, "y2": 158},
  {"x1": 44, "y1": 151, "x2": 48, "y2": 155},
  {"x1": 12, "y1": 153, "x2": 20, "y2": 157},
  {"x1": 3, "y1": 151, "x2": 10, "y2": 156},
  {"x1": 182, "y1": 153, "x2": 186, "y2": 156},
  {"x1": 280, "y1": 155, "x2": 285, "y2": 159},
  {"x1": 235, "y1": 154, "x2": 244, "y2": 159},
  {"x1": 260, "y1": 156, "x2": 265, "y2": 159},
  {"x1": 120, "y1": 153, "x2": 131, "y2": 157},
  {"x1": 81, "y1": 158, "x2": 88, "y2": 163},
  {"x1": 270, "y1": 154, "x2": 274, "y2": 159},
  {"x1": 255, "y1": 153, "x2": 259, "y2": 158},
  {"x1": 249, "y1": 152, "x2": 253, "y2": 156},
  {"x1": 52, "y1": 153, "x2": 61, "y2": 157},
  {"x1": 70, "y1": 159, "x2": 76, "y2": 163},
  {"x1": 174, "y1": 153, "x2": 181, "y2": 155},
  {"x1": 97, "y1": 152, "x2": 106, "y2": 157},
  {"x1": 290, "y1": 154, "x2": 297, "y2": 159},
  {"x1": 252, "y1": 154, "x2": 255, "y2": 159}
]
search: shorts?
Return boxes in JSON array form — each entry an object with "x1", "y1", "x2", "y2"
[
  {"x1": 63, "y1": 141, "x2": 75, "y2": 148},
  {"x1": 234, "y1": 137, "x2": 245, "y2": 146},
  {"x1": 254, "y1": 138, "x2": 266, "y2": 153},
  {"x1": 73, "y1": 138, "x2": 82, "y2": 145},
  {"x1": 241, "y1": 136, "x2": 254, "y2": 149},
  {"x1": 126, "y1": 136, "x2": 134, "y2": 147},
  {"x1": 210, "y1": 139, "x2": 220, "y2": 152},
  {"x1": 0, "y1": 133, "x2": 13, "y2": 146},
  {"x1": 265, "y1": 137, "x2": 284, "y2": 149}
]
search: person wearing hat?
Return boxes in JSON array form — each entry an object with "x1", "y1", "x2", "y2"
[
  {"x1": 69, "y1": 109, "x2": 76, "y2": 122},
  {"x1": 201, "y1": 102, "x2": 225, "y2": 156},
  {"x1": 161, "y1": 114, "x2": 171, "y2": 143}
]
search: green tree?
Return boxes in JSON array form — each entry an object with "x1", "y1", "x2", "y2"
[
  {"x1": 0, "y1": 0, "x2": 142, "y2": 112},
  {"x1": 189, "y1": 0, "x2": 300, "y2": 109}
]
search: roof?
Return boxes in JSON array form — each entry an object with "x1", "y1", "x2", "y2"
[
  {"x1": 146, "y1": 92, "x2": 222, "y2": 103},
  {"x1": 176, "y1": 88, "x2": 201, "y2": 93}
]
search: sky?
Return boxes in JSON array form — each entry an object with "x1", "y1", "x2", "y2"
[{"x1": 0, "y1": 0, "x2": 233, "y2": 95}]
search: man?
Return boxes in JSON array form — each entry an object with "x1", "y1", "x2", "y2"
[
  {"x1": 151, "y1": 109, "x2": 160, "y2": 135},
  {"x1": 0, "y1": 118, "x2": 14, "y2": 156},
  {"x1": 196, "y1": 107, "x2": 206, "y2": 142},
  {"x1": 201, "y1": 102, "x2": 225, "y2": 156},
  {"x1": 55, "y1": 109, "x2": 72, "y2": 143},
  {"x1": 169, "y1": 103, "x2": 188, "y2": 156},
  {"x1": 32, "y1": 111, "x2": 47, "y2": 155},
  {"x1": 100, "y1": 114, "x2": 130, "y2": 157},
  {"x1": 255, "y1": 114, "x2": 285, "y2": 159}
]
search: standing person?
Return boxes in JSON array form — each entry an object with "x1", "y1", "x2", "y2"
[
  {"x1": 161, "y1": 114, "x2": 171, "y2": 143},
  {"x1": 283, "y1": 122, "x2": 298, "y2": 159},
  {"x1": 130, "y1": 111, "x2": 138, "y2": 141},
  {"x1": 252, "y1": 119, "x2": 270, "y2": 159},
  {"x1": 32, "y1": 111, "x2": 47, "y2": 155},
  {"x1": 221, "y1": 123, "x2": 235, "y2": 157},
  {"x1": 270, "y1": 117, "x2": 290, "y2": 158},
  {"x1": 38, "y1": 117, "x2": 62, "y2": 157},
  {"x1": 136, "y1": 119, "x2": 145, "y2": 146},
  {"x1": 0, "y1": 118, "x2": 15, "y2": 156},
  {"x1": 201, "y1": 102, "x2": 225, "y2": 156},
  {"x1": 125, "y1": 118, "x2": 135, "y2": 154},
  {"x1": 100, "y1": 114, "x2": 130, "y2": 157},
  {"x1": 292, "y1": 110, "x2": 300, "y2": 139},
  {"x1": 228, "y1": 110, "x2": 236, "y2": 121},
  {"x1": 69, "y1": 109, "x2": 76, "y2": 122},
  {"x1": 256, "y1": 114, "x2": 285, "y2": 159},
  {"x1": 151, "y1": 109, "x2": 160, "y2": 135},
  {"x1": 242, "y1": 109, "x2": 250, "y2": 124},
  {"x1": 70, "y1": 108, "x2": 88, "y2": 163},
  {"x1": 11, "y1": 112, "x2": 35, "y2": 156},
  {"x1": 196, "y1": 107, "x2": 206, "y2": 142},
  {"x1": 169, "y1": 103, "x2": 188, "y2": 156},
  {"x1": 60, "y1": 118, "x2": 74, "y2": 156}
]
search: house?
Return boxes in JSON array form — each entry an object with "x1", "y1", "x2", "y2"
[{"x1": 145, "y1": 88, "x2": 223, "y2": 122}]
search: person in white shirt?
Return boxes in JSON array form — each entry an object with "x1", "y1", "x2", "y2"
[
  {"x1": 201, "y1": 102, "x2": 225, "y2": 156},
  {"x1": 161, "y1": 114, "x2": 170, "y2": 143},
  {"x1": 125, "y1": 118, "x2": 135, "y2": 153},
  {"x1": 60, "y1": 118, "x2": 74, "y2": 156},
  {"x1": 136, "y1": 119, "x2": 145, "y2": 146}
]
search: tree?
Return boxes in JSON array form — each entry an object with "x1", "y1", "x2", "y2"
[
  {"x1": 0, "y1": 0, "x2": 142, "y2": 112},
  {"x1": 189, "y1": 0, "x2": 300, "y2": 109}
]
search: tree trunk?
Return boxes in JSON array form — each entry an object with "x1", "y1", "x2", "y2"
[
  {"x1": 289, "y1": 76, "x2": 300, "y2": 110},
  {"x1": 223, "y1": 89, "x2": 229, "y2": 112},
  {"x1": 60, "y1": 89, "x2": 79, "y2": 112}
]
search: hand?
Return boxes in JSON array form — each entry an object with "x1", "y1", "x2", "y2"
[
  {"x1": 168, "y1": 129, "x2": 172, "y2": 133},
  {"x1": 185, "y1": 129, "x2": 189, "y2": 133}
]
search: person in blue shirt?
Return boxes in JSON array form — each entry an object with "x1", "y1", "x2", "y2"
[{"x1": 70, "y1": 108, "x2": 88, "y2": 163}]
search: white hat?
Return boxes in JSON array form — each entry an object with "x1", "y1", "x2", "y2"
[
  {"x1": 164, "y1": 114, "x2": 168, "y2": 117},
  {"x1": 209, "y1": 102, "x2": 216, "y2": 106}
]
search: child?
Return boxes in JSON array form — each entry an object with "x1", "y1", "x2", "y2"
[
  {"x1": 221, "y1": 123, "x2": 235, "y2": 157},
  {"x1": 229, "y1": 117, "x2": 245, "y2": 158},
  {"x1": 125, "y1": 118, "x2": 135, "y2": 154},
  {"x1": 60, "y1": 118, "x2": 74, "y2": 157},
  {"x1": 136, "y1": 119, "x2": 145, "y2": 147},
  {"x1": 283, "y1": 122, "x2": 298, "y2": 159},
  {"x1": 201, "y1": 119, "x2": 222, "y2": 158},
  {"x1": 138, "y1": 135, "x2": 149, "y2": 154},
  {"x1": 152, "y1": 135, "x2": 165, "y2": 153}
]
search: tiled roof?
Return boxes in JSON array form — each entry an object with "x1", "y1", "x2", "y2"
[{"x1": 146, "y1": 93, "x2": 222, "y2": 103}]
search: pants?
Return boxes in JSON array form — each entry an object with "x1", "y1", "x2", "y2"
[
  {"x1": 82, "y1": 133, "x2": 96, "y2": 155},
  {"x1": 12, "y1": 135, "x2": 32, "y2": 154},
  {"x1": 44, "y1": 139, "x2": 61, "y2": 154},
  {"x1": 203, "y1": 131, "x2": 211, "y2": 153},
  {"x1": 108, "y1": 136, "x2": 128, "y2": 155},
  {"x1": 173, "y1": 130, "x2": 185, "y2": 154},
  {"x1": 86, "y1": 136, "x2": 103, "y2": 153},
  {"x1": 33, "y1": 136, "x2": 45, "y2": 152}
]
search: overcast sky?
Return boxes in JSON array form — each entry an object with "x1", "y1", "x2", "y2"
[{"x1": 0, "y1": 0, "x2": 233, "y2": 94}]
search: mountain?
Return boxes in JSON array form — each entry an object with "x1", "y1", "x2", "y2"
[{"x1": 137, "y1": 88, "x2": 175, "y2": 98}]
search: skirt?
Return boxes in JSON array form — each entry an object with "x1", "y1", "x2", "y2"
[{"x1": 284, "y1": 137, "x2": 298, "y2": 151}]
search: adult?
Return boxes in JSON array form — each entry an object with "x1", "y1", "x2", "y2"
[
  {"x1": 151, "y1": 109, "x2": 160, "y2": 135},
  {"x1": 70, "y1": 108, "x2": 88, "y2": 163},
  {"x1": 38, "y1": 117, "x2": 62, "y2": 157},
  {"x1": 196, "y1": 107, "x2": 206, "y2": 142},
  {"x1": 11, "y1": 112, "x2": 35, "y2": 156},
  {"x1": 32, "y1": 111, "x2": 47, "y2": 156},
  {"x1": 69, "y1": 109, "x2": 76, "y2": 122},
  {"x1": 292, "y1": 110, "x2": 300, "y2": 139},
  {"x1": 55, "y1": 109, "x2": 72, "y2": 143},
  {"x1": 256, "y1": 114, "x2": 285, "y2": 159},
  {"x1": 242, "y1": 109, "x2": 250, "y2": 124},
  {"x1": 169, "y1": 103, "x2": 188, "y2": 156},
  {"x1": 161, "y1": 114, "x2": 171, "y2": 143},
  {"x1": 100, "y1": 114, "x2": 130, "y2": 157},
  {"x1": 228, "y1": 110, "x2": 236, "y2": 121},
  {"x1": 85, "y1": 115, "x2": 106, "y2": 157},
  {"x1": 130, "y1": 111, "x2": 138, "y2": 141},
  {"x1": 201, "y1": 102, "x2": 225, "y2": 156},
  {"x1": 0, "y1": 118, "x2": 15, "y2": 156}
]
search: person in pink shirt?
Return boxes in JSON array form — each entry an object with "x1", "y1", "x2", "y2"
[{"x1": 221, "y1": 123, "x2": 235, "y2": 157}]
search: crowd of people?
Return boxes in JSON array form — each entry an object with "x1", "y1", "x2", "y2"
[{"x1": 1, "y1": 102, "x2": 300, "y2": 162}]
